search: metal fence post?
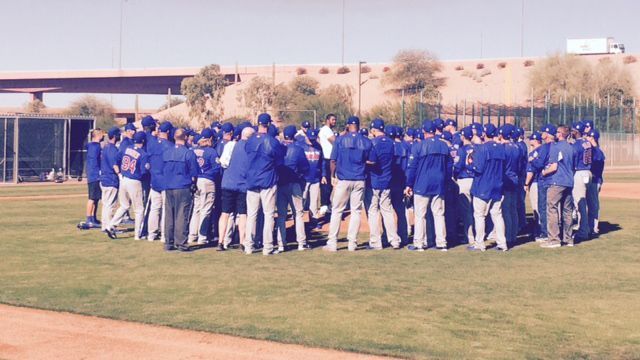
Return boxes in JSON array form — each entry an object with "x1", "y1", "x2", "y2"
[
  {"x1": 401, "y1": 89, "x2": 405, "y2": 128},
  {"x1": 13, "y1": 116, "x2": 19, "y2": 184},
  {"x1": 606, "y1": 94, "x2": 610, "y2": 132},
  {"x1": 530, "y1": 89, "x2": 534, "y2": 132}
]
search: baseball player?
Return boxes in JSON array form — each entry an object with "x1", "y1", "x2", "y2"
[
  {"x1": 84, "y1": 128, "x2": 103, "y2": 228},
  {"x1": 100, "y1": 127, "x2": 122, "y2": 236},
  {"x1": 452, "y1": 126, "x2": 477, "y2": 245},
  {"x1": 295, "y1": 120, "x2": 311, "y2": 143},
  {"x1": 405, "y1": 119, "x2": 449, "y2": 252},
  {"x1": 324, "y1": 116, "x2": 371, "y2": 252},
  {"x1": 515, "y1": 127, "x2": 528, "y2": 232},
  {"x1": 390, "y1": 125, "x2": 410, "y2": 246},
  {"x1": 540, "y1": 126, "x2": 575, "y2": 248},
  {"x1": 104, "y1": 131, "x2": 150, "y2": 240},
  {"x1": 440, "y1": 131, "x2": 459, "y2": 245},
  {"x1": 317, "y1": 114, "x2": 337, "y2": 220},
  {"x1": 244, "y1": 113, "x2": 285, "y2": 255},
  {"x1": 218, "y1": 126, "x2": 254, "y2": 251},
  {"x1": 467, "y1": 123, "x2": 508, "y2": 252},
  {"x1": 119, "y1": 123, "x2": 136, "y2": 151},
  {"x1": 530, "y1": 124, "x2": 557, "y2": 242},
  {"x1": 162, "y1": 128, "x2": 199, "y2": 252},
  {"x1": 146, "y1": 121, "x2": 173, "y2": 242},
  {"x1": 570, "y1": 121, "x2": 593, "y2": 242},
  {"x1": 524, "y1": 132, "x2": 543, "y2": 239},
  {"x1": 402, "y1": 128, "x2": 417, "y2": 237},
  {"x1": 276, "y1": 125, "x2": 310, "y2": 252},
  {"x1": 586, "y1": 129, "x2": 604, "y2": 236},
  {"x1": 188, "y1": 128, "x2": 221, "y2": 245},
  {"x1": 499, "y1": 124, "x2": 522, "y2": 247},
  {"x1": 298, "y1": 128, "x2": 327, "y2": 230},
  {"x1": 366, "y1": 119, "x2": 400, "y2": 250}
]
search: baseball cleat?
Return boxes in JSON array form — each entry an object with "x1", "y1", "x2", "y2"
[
  {"x1": 104, "y1": 228, "x2": 117, "y2": 240},
  {"x1": 406, "y1": 245, "x2": 424, "y2": 252}
]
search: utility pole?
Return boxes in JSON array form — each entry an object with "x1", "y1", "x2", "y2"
[
  {"x1": 119, "y1": 0, "x2": 126, "y2": 69},
  {"x1": 341, "y1": 0, "x2": 345, "y2": 65},
  {"x1": 520, "y1": 0, "x2": 525, "y2": 57}
]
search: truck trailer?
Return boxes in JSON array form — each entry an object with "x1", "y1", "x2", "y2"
[{"x1": 566, "y1": 38, "x2": 625, "y2": 55}]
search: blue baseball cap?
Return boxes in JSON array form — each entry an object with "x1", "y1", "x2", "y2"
[
  {"x1": 158, "y1": 121, "x2": 173, "y2": 133},
  {"x1": 529, "y1": 131, "x2": 543, "y2": 142},
  {"x1": 396, "y1": 126, "x2": 404, "y2": 137},
  {"x1": 141, "y1": 115, "x2": 155, "y2": 128},
  {"x1": 221, "y1": 122, "x2": 234, "y2": 134},
  {"x1": 445, "y1": 119, "x2": 457, "y2": 128},
  {"x1": 572, "y1": 121, "x2": 585, "y2": 134},
  {"x1": 307, "y1": 128, "x2": 319, "y2": 140},
  {"x1": 283, "y1": 125, "x2": 297, "y2": 139},
  {"x1": 233, "y1": 126, "x2": 243, "y2": 138},
  {"x1": 406, "y1": 128, "x2": 416, "y2": 138},
  {"x1": 108, "y1": 127, "x2": 121, "y2": 138},
  {"x1": 484, "y1": 123, "x2": 498, "y2": 137},
  {"x1": 461, "y1": 126, "x2": 474, "y2": 140},
  {"x1": 347, "y1": 116, "x2": 360, "y2": 126},
  {"x1": 422, "y1": 119, "x2": 436, "y2": 133},
  {"x1": 258, "y1": 113, "x2": 272, "y2": 125},
  {"x1": 589, "y1": 129, "x2": 600, "y2": 140},
  {"x1": 384, "y1": 125, "x2": 395, "y2": 137},
  {"x1": 200, "y1": 128, "x2": 214, "y2": 139},
  {"x1": 434, "y1": 118, "x2": 445, "y2": 131},
  {"x1": 301, "y1": 121, "x2": 311, "y2": 129},
  {"x1": 133, "y1": 131, "x2": 146, "y2": 144},
  {"x1": 124, "y1": 123, "x2": 136, "y2": 132},
  {"x1": 440, "y1": 131, "x2": 452, "y2": 142},
  {"x1": 540, "y1": 123, "x2": 557, "y2": 135},
  {"x1": 583, "y1": 120, "x2": 594, "y2": 130},
  {"x1": 470, "y1": 122, "x2": 483, "y2": 136},
  {"x1": 499, "y1": 124, "x2": 514, "y2": 138},
  {"x1": 359, "y1": 128, "x2": 369, "y2": 136},
  {"x1": 370, "y1": 118, "x2": 385, "y2": 131},
  {"x1": 211, "y1": 121, "x2": 222, "y2": 129}
]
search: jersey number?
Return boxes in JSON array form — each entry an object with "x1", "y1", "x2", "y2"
[{"x1": 121, "y1": 156, "x2": 137, "y2": 175}]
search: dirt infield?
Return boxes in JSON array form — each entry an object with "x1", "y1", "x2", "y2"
[
  {"x1": 0, "y1": 304, "x2": 390, "y2": 360},
  {"x1": 599, "y1": 183, "x2": 640, "y2": 200}
]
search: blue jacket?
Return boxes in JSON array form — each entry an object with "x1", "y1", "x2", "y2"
[
  {"x1": 530, "y1": 142, "x2": 551, "y2": 187},
  {"x1": 148, "y1": 138, "x2": 172, "y2": 192},
  {"x1": 144, "y1": 131, "x2": 157, "y2": 152},
  {"x1": 527, "y1": 147, "x2": 541, "y2": 184},
  {"x1": 300, "y1": 141, "x2": 326, "y2": 184},
  {"x1": 278, "y1": 141, "x2": 310, "y2": 186},
  {"x1": 85, "y1": 142, "x2": 101, "y2": 183},
  {"x1": 453, "y1": 144, "x2": 475, "y2": 180},
  {"x1": 119, "y1": 137, "x2": 134, "y2": 152},
  {"x1": 503, "y1": 142, "x2": 521, "y2": 191},
  {"x1": 99, "y1": 143, "x2": 120, "y2": 188},
  {"x1": 545, "y1": 140, "x2": 574, "y2": 188},
  {"x1": 368, "y1": 136, "x2": 395, "y2": 190},
  {"x1": 406, "y1": 137, "x2": 449, "y2": 196},
  {"x1": 245, "y1": 133, "x2": 285, "y2": 190},
  {"x1": 591, "y1": 147, "x2": 605, "y2": 184},
  {"x1": 390, "y1": 140, "x2": 410, "y2": 189},
  {"x1": 330, "y1": 132, "x2": 372, "y2": 181},
  {"x1": 120, "y1": 146, "x2": 149, "y2": 181},
  {"x1": 162, "y1": 144, "x2": 199, "y2": 190},
  {"x1": 222, "y1": 139, "x2": 250, "y2": 192},
  {"x1": 573, "y1": 138, "x2": 593, "y2": 171},
  {"x1": 470, "y1": 140, "x2": 505, "y2": 202},
  {"x1": 193, "y1": 146, "x2": 221, "y2": 182}
]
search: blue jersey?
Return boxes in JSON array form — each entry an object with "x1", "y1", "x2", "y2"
[
  {"x1": 245, "y1": 133, "x2": 285, "y2": 190},
  {"x1": 99, "y1": 143, "x2": 120, "y2": 188},
  {"x1": 161, "y1": 144, "x2": 199, "y2": 190},
  {"x1": 119, "y1": 137, "x2": 134, "y2": 152},
  {"x1": 148, "y1": 138, "x2": 172, "y2": 192},
  {"x1": 193, "y1": 146, "x2": 221, "y2": 182},
  {"x1": 390, "y1": 140, "x2": 410, "y2": 189},
  {"x1": 445, "y1": 144, "x2": 456, "y2": 182},
  {"x1": 503, "y1": 142, "x2": 521, "y2": 191},
  {"x1": 278, "y1": 141, "x2": 310, "y2": 186},
  {"x1": 367, "y1": 136, "x2": 395, "y2": 190},
  {"x1": 120, "y1": 146, "x2": 149, "y2": 181},
  {"x1": 300, "y1": 141, "x2": 326, "y2": 184},
  {"x1": 453, "y1": 143, "x2": 475, "y2": 180},
  {"x1": 527, "y1": 147, "x2": 542, "y2": 183},
  {"x1": 144, "y1": 131, "x2": 157, "y2": 152},
  {"x1": 591, "y1": 147, "x2": 605, "y2": 184},
  {"x1": 572, "y1": 138, "x2": 593, "y2": 171},
  {"x1": 470, "y1": 140, "x2": 505, "y2": 202},
  {"x1": 545, "y1": 140, "x2": 574, "y2": 188},
  {"x1": 222, "y1": 139, "x2": 250, "y2": 192},
  {"x1": 330, "y1": 132, "x2": 372, "y2": 181},
  {"x1": 406, "y1": 137, "x2": 449, "y2": 196},
  {"x1": 85, "y1": 142, "x2": 101, "y2": 183},
  {"x1": 530, "y1": 142, "x2": 551, "y2": 187}
]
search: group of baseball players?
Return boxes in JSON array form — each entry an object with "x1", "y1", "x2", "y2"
[{"x1": 83, "y1": 112, "x2": 605, "y2": 254}]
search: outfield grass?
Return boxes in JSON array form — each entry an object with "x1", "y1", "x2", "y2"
[
  {"x1": 604, "y1": 171, "x2": 640, "y2": 183},
  {"x1": 0, "y1": 188, "x2": 639, "y2": 359},
  {"x1": 0, "y1": 183, "x2": 85, "y2": 197}
]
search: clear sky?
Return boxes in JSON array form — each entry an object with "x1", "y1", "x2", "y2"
[{"x1": 0, "y1": 0, "x2": 638, "y2": 109}]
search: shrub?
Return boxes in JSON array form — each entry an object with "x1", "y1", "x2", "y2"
[
  {"x1": 296, "y1": 67, "x2": 307, "y2": 75},
  {"x1": 454, "y1": 65, "x2": 464, "y2": 71},
  {"x1": 480, "y1": 69, "x2": 492, "y2": 77},
  {"x1": 319, "y1": 67, "x2": 330, "y2": 74},
  {"x1": 476, "y1": 63, "x2": 485, "y2": 70},
  {"x1": 497, "y1": 62, "x2": 507, "y2": 69},
  {"x1": 360, "y1": 65, "x2": 371, "y2": 73},
  {"x1": 524, "y1": 60, "x2": 535, "y2": 67},
  {"x1": 623, "y1": 55, "x2": 637, "y2": 64},
  {"x1": 337, "y1": 66, "x2": 351, "y2": 74},
  {"x1": 382, "y1": 66, "x2": 391, "y2": 72}
]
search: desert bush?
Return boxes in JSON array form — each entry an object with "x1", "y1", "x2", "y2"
[
  {"x1": 454, "y1": 65, "x2": 464, "y2": 71},
  {"x1": 360, "y1": 65, "x2": 371, "y2": 73},
  {"x1": 524, "y1": 60, "x2": 535, "y2": 67},
  {"x1": 623, "y1": 55, "x2": 637, "y2": 64},
  {"x1": 337, "y1": 66, "x2": 351, "y2": 74},
  {"x1": 383, "y1": 66, "x2": 391, "y2": 72},
  {"x1": 476, "y1": 63, "x2": 485, "y2": 70},
  {"x1": 497, "y1": 62, "x2": 507, "y2": 69},
  {"x1": 319, "y1": 67, "x2": 330, "y2": 74},
  {"x1": 480, "y1": 69, "x2": 492, "y2": 77},
  {"x1": 296, "y1": 67, "x2": 307, "y2": 75}
]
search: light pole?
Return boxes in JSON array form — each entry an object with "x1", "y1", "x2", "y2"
[
  {"x1": 119, "y1": 0, "x2": 127, "y2": 69},
  {"x1": 358, "y1": 60, "x2": 366, "y2": 116}
]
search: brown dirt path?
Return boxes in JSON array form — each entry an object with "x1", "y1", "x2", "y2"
[
  {"x1": 0, "y1": 304, "x2": 391, "y2": 360},
  {"x1": 599, "y1": 183, "x2": 640, "y2": 200}
]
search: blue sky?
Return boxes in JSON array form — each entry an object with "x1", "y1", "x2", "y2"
[{"x1": 0, "y1": 0, "x2": 637, "y2": 108}]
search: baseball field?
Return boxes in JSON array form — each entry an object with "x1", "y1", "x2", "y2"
[{"x1": 0, "y1": 172, "x2": 639, "y2": 359}]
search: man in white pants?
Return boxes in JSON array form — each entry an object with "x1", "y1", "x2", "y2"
[
  {"x1": 524, "y1": 132, "x2": 543, "y2": 240},
  {"x1": 570, "y1": 121, "x2": 593, "y2": 242},
  {"x1": 105, "y1": 132, "x2": 149, "y2": 240},
  {"x1": 244, "y1": 113, "x2": 285, "y2": 255},
  {"x1": 324, "y1": 116, "x2": 372, "y2": 252},
  {"x1": 365, "y1": 119, "x2": 400, "y2": 249},
  {"x1": 146, "y1": 121, "x2": 173, "y2": 242},
  {"x1": 99, "y1": 127, "x2": 122, "y2": 236},
  {"x1": 453, "y1": 126, "x2": 478, "y2": 245},
  {"x1": 299, "y1": 128, "x2": 326, "y2": 230},
  {"x1": 188, "y1": 128, "x2": 220, "y2": 244},
  {"x1": 468, "y1": 123, "x2": 508, "y2": 252},
  {"x1": 404, "y1": 120, "x2": 449, "y2": 251}
]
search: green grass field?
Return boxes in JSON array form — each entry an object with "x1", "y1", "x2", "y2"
[{"x1": 0, "y1": 184, "x2": 639, "y2": 359}]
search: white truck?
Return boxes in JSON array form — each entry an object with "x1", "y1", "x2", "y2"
[{"x1": 566, "y1": 38, "x2": 625, "y2": 55}]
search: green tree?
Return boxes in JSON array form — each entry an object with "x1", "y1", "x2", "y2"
[
  {"x1": 23, "y1": 99, "x2": 46, "y2": 113},
  {"x1": 157, "y1": 96, "x2": 185, "y2": 112},
  {"x1": 66, "y1": 95, "x2": 115, "y2": 129},
  {"x1": 383, "y1": 49, "x2": 445, "y2": 99},
  {"x1": 180, "y1": 64, "x2": 227, "y2": 127},
  {"x1": 296, "y1": 84, "x2": 354, "y2": 128},
  {"x1": 238, "y1": 76, "x2": 277, "y2": 116}
]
